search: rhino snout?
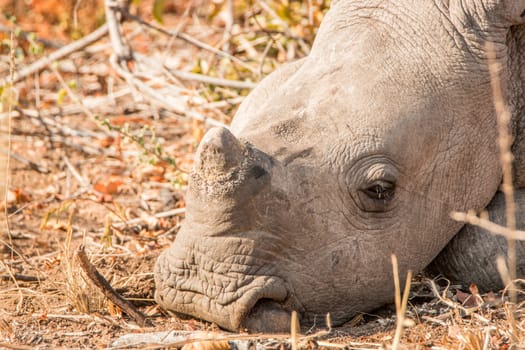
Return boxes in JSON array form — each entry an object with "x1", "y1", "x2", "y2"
[
  {"x1": 155, "y1": 127, "x2": 294, "y2": 331},
  {"x1": 154, "y1": 239, "x2": 293, "y2": 332}
]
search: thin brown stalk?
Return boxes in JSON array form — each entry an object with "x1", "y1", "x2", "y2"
[
  {"x1": 486, "y1": 43, "x2": 517, "y2": 303},
  {"x1": 291, "y1": 310, "x2": 299, "y2": 350},
  {"x1": 391, "y1": 254, "x2": 412, "y2": 350},
  {"x1": 497, "y1": 256, "x2": 519, "y2": 343},
  {"x1": 3, "y1": 25, "x2": 15, "y2": 264}
]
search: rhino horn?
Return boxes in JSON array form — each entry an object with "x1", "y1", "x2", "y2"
[
  {"x1": 188, "y1": 126, "x2": 271, "y2": 218},
  {"x1": 193, "y1": 126, "x2": 244, "y2": 179}
]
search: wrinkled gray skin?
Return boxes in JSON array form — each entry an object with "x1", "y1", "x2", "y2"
[{"x1": 155, "y1": 0, "x2": 525, "y2": 332}]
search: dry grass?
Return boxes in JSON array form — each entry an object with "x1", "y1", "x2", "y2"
[{"x1": 391, "y1": 255, "x2": 412, "y2": 350}]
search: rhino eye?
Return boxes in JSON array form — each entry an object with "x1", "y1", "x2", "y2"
[
  {"x1": 363, "y1": 182, "x2": 395, "y2": 201},
  {"x1": 356, "y1": 180, "x2": 396, "y2": 213},
  {"x1": 346, "y1": 157, "x2": 399, "y2": 212}
]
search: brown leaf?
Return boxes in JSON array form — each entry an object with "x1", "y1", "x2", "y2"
[
  {"x1": 98, "y1": 136, "x2": 115, "y2": 148},
  {"x1": 455, "y1": 290, "x2": 478, "y2": 307},
  {"x1": 94, "y1": 179, "x2": 123, "y2": 195},
  {"x1": 7, "y1": 188, "x2": 32, "y2": 204},
  {"x1": 181, "y1": 340, "x2": 231, "y2": 350}
]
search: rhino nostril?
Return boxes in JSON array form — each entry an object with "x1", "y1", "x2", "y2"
[{"x1": 250, "y1": 165, "x2": 268, "y2": 179}]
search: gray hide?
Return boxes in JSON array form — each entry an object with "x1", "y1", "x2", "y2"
[{"x1": 155, "y1": 0, "x2": 525, "y2": 332}]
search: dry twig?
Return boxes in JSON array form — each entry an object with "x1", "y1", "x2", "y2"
[
  {"x1": 104, "y1": 0, "x2": 132, "y2": 61},
  {"x1": 76, "y1": 245, "x2": 149, "y2": 327},
  {"x1": 450, "y1": 211, "x2": 525, "y2": 240},
  {"x1": 487, "y1": 43, "x2": 518, "y2": 304}
]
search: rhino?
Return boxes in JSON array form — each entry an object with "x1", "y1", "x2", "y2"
[{"x1": 154, "y1": 0, "x2": 525, "y2": 332}]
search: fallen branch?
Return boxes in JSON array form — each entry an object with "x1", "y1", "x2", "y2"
[
  {"x1": 154, "y1": 208, "x2": 186, "y2": 218},
  {"x1": 109, "y1": 54, "x2": 226, "y2": 128},
  {"x1": 169, "y1": 69, "x2": 257, "y2": 89},
  {"x1": 121, "y1": 10, "x2": 257, "y2": 74},
  {"x1": 104, "y1": 0, "x2": 132, "y2": 61},
  {"x1": 0, "y1": 274, "x2": 45, "y2": 282},
  {"x1": 1, "y1": 24, "x2": 109, "y2": 86},
  {"x1": 0, "y1": 147, "x2": 50, "y2": 174},
  {"x1": 76, "y1": 245, "x2": 149, "y2": 327},
  {"x1": 107, "y1": 208, "x2": 186, "y2": 234},
  {"x1": 0, "y1": 342, "x2": 33, "y2": 350}
]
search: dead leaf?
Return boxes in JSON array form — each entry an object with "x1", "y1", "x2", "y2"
[
  {"x1": 181, "y1": 340, "x2": 231, "y2": 350},
  {"x1": 107, "y1": 301, "x2": 122, "y2": 319},
  {"x1": 455, "y1": 290, "x2": 478, "y2": 307},
  {"x1": 94, "y1": 179, "x2": 123, "y2": 195},
  {"x1": 98, "y1": 136, "x2": 115, "y2": 148},
  {"x1": 6, "y1": 188, "x2": 32, "y2": 204}
]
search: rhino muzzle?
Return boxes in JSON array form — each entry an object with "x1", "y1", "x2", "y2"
[
  {"x1": 154, "y1": 242, "x2": 291, "y2": 331},
  {"x1": 155, "y1": 127, "x2": 295, "y2": 332}
]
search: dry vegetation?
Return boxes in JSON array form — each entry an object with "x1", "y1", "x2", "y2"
[{"x1": 0, "y1": 0, "x2": 524, "y2": 348}]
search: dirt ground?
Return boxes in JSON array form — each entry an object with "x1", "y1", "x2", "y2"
[{"x1": 1, "y1": 1, "x2": 524, "y2": 348}]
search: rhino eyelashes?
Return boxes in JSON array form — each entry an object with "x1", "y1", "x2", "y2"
[{"x1": 363, "y1": 182, "x2": 395, "y2": 201}]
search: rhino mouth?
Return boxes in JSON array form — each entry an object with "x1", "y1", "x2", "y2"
[
  {"x1": 154, "y1": 244, "x2": 293, "y2": 332},
  {"x1": 241, "y1": 298, "x2": 293, "y2": 332}
]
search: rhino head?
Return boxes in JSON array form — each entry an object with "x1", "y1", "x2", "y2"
[{"x1": 155, "y1": 0, "x2": 525, "y2": 332}]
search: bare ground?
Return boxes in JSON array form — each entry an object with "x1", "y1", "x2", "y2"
[{"x1": 1, "y1": 1, "x2": 525, "y2": 348}]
